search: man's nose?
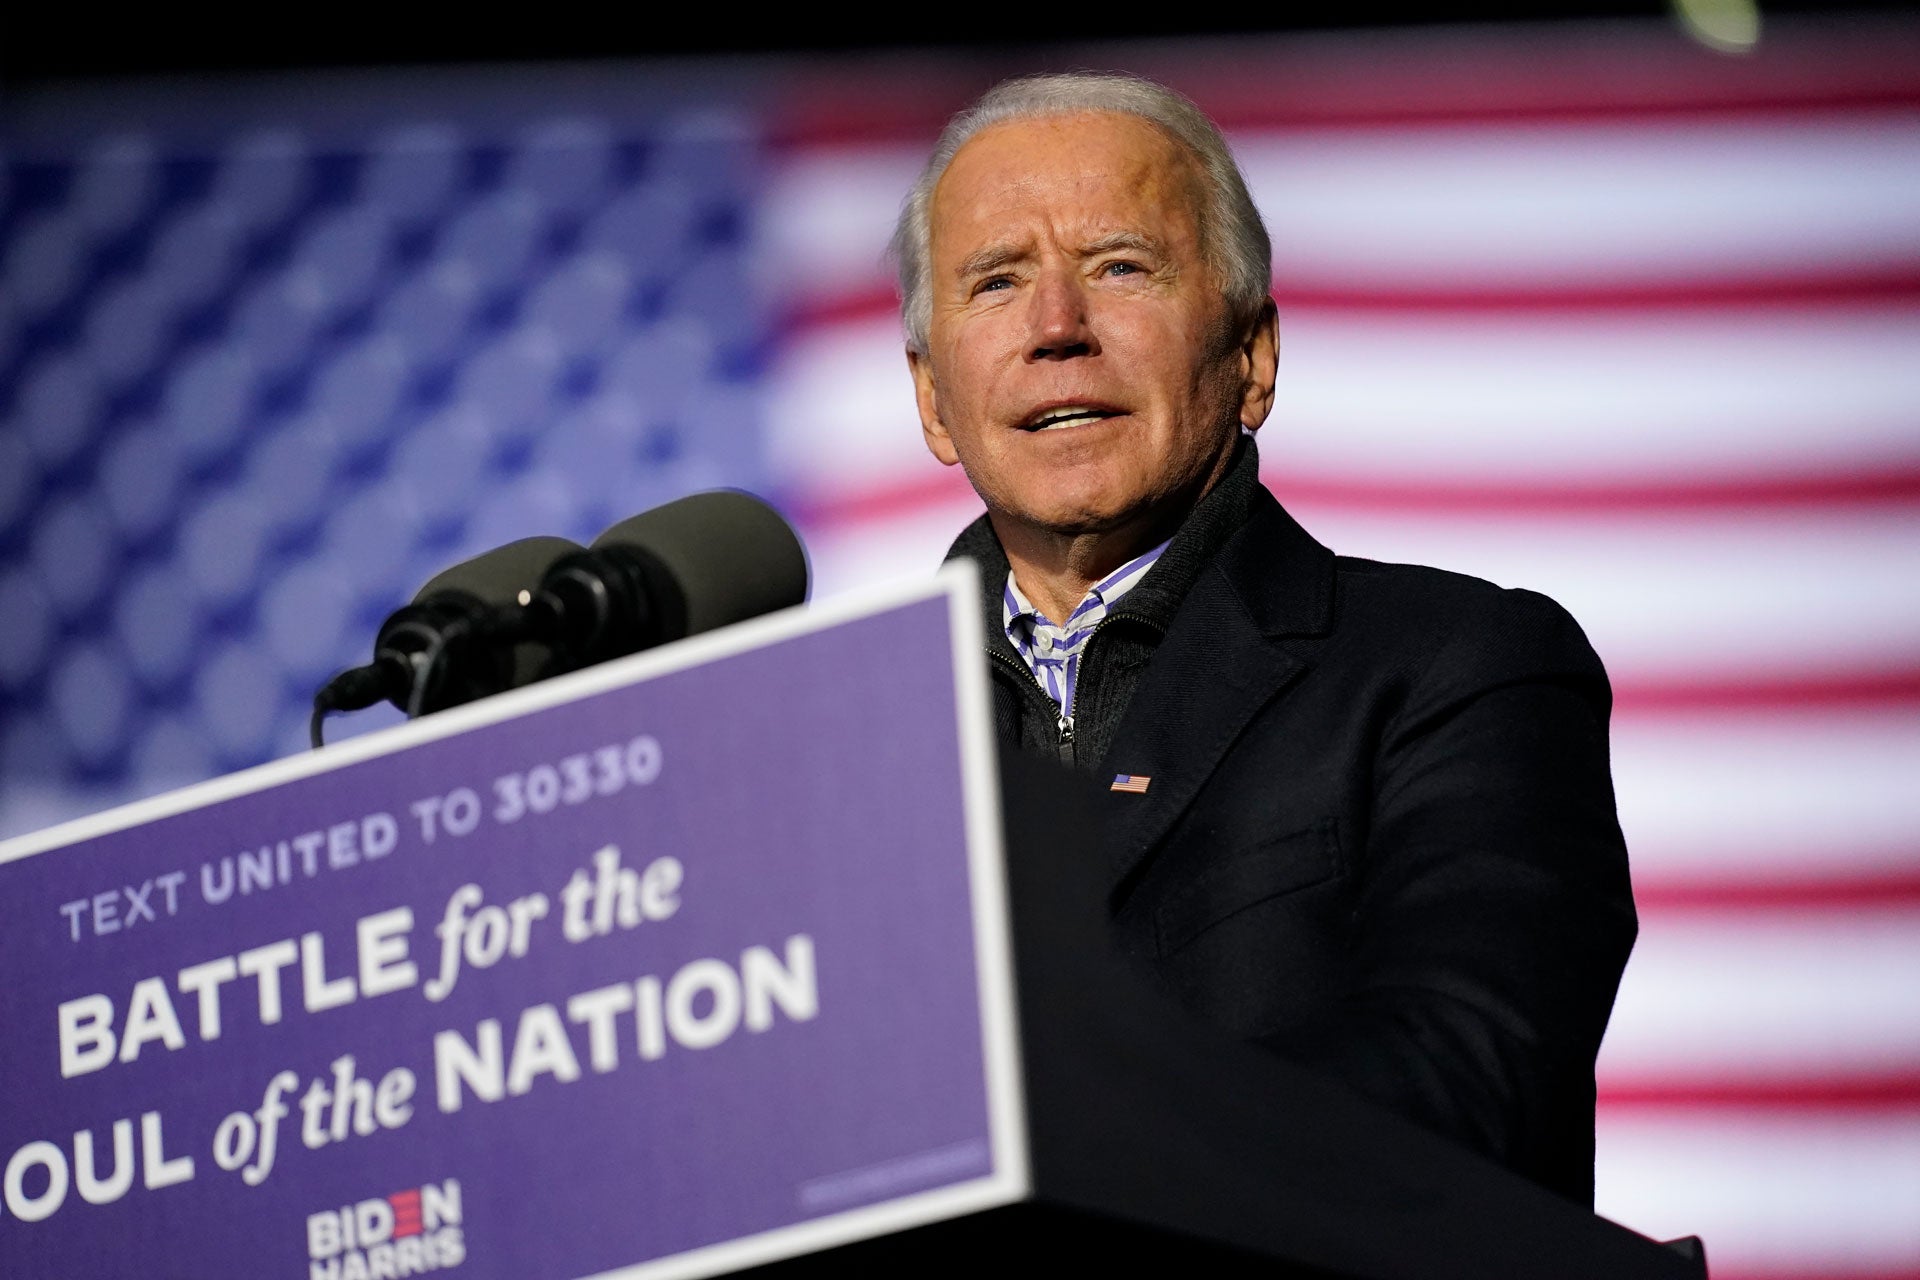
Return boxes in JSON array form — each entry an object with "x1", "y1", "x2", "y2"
[{"x1": 1026, "y1": 268, "x2": 1097, "y2": 361}]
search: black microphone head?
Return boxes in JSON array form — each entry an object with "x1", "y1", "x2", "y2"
[
  {"x1": 413, "y1": 535, "x2": 585, "y2": 607},
  {"x1": 318, "y1": 535, "x2": 588, "y2": 729},
  {"x1": 397, "y1": 535, "x2": 586, "y2": 709},
  {"x1": 590, "y1": 491, "x2": 809, "y2": 639}
]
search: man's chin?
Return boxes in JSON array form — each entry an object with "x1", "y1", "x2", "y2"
[{"x1": 992, "y1": 495, "x2": 1160, "y2": 544}]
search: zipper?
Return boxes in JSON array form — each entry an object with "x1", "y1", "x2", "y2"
[
  {"x1": 988, "y1": 607, "x2": 1156, "y2": 764},
  {"x1": 987, "y1": 647, "x2": 1077, "y2": 762}
]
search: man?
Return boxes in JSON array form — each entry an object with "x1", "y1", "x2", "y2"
[{"x1": 891, "y1": 72, "x2": 1635, "y2": 1203}]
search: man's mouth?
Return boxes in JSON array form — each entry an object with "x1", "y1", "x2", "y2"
[{"x1": 1019, "y1": 405, "x2": 1122, "y2": 432}]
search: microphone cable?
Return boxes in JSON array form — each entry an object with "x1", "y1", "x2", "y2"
[{"x1": 309, "y1": 536, "x2": 582, "y2": 748}]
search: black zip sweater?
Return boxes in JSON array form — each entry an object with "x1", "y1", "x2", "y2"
[{"x1": 943, "y1": 437, "x2": 1263, "y2": 773}]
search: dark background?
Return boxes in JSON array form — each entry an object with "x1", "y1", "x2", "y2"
[{"x1": 7, "y1": 3, "x2": 1916, "y2": 84}]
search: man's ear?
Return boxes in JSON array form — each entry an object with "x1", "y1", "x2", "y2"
[
  {"x1": 909, "y1": 347, "x2": 962, "y2": 466},
  {"x1": 1236, "y1": 299, "x2": 1280, "y2": 433}
]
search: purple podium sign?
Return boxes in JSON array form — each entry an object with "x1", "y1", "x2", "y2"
[{"x1": 0, "y1": 569, "x2": 1027, "y2": 1280}]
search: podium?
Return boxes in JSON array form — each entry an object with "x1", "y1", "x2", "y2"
[{"x1": 0, "y1": 569, "x2": 1695, "y2": 1279}]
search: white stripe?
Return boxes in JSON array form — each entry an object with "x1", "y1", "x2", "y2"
[
  {"x1": 1599, "y1": 906, "x2": 1920, "y2": 1080},
  {"x1": 1284, "y1": 506, "x2": 1920, "y2": 684},
  {"x1": 1611, "y1": 709, "x2": 1920, "y2": 879},
  {"x1": 798, "y1": 500, "x2": 1920, "y2": 685},
  {"x1": 760, "y1": 308, "x2": 1920, "y2": 498},
  {"x1": 1265, "y1": 307, "x2": 1920, "y2": 480},
  {"x1": 802, "y1": 495, "x2": 985, "y2": 603},
  {"x1": 759, "y1": 145, "x2": 928, "y2": 306},
  {"x1": 763, "y1": 116, "x2": 1920, "y2": 300},
  {"x1": 1243, "y1": 116, "x2": 1920, "y2": 286},
  {"x1": 1594, "y1": 1111, "x2": 1920, "y2": 1273},
  {"x1": 767, "y1": 308, "x2": 1920, "y2": 498},
  {"x1": 767, "y1": 318, "x2": 926, "y2": 493}
]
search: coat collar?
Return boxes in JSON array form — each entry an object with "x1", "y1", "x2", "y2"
[
  {"x1": 942, "y1": 435, "x2": 1282, "y2": 640},
  {"x1": 1093, "y1": 489, "x2": 1335, "y2": 897},
  {"x1": 942, "y1": 439, "x2": 1340, "y2": 897},
  {"x1": 945, "y1": 514, "x2": 1015, "y2": 656}
]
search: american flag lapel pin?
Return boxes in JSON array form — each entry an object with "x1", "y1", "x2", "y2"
[{"x1": 1111, "y1": 774, "x2": 1151, "y2": 794}]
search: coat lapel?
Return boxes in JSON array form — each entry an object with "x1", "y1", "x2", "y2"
[{"x1": 1095, "y1": 495, "x2": 1336, "y2": 899}]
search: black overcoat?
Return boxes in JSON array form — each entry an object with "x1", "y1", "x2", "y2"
[{"x1": 947, "y1": 442, "x2": 1637, "y2": 1204}]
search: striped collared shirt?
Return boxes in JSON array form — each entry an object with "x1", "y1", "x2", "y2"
[{"x1": 1003, "y1": 540, "x2": 1170, "y2": 730}]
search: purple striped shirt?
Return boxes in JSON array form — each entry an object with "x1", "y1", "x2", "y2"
[{"x1": 1003, "y1": 541, "x2": 1170, "y2": 731}]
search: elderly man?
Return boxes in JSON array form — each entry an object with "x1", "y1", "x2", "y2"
[{"x1": 892, "y1": 73, "x2": 1635, "y2": 1204}]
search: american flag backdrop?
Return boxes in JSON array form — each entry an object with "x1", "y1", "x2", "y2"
[
  {"x1": 2, "y1": 16, "x2": 1918, "y2": 1278},
  {"x1": 762, "y1": 23, "x2": 1920, "y2": 1279}
]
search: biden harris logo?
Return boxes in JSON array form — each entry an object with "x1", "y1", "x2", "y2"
[{"x1": 306, "y1": 1179, "x2": 465, "y2": 1279}]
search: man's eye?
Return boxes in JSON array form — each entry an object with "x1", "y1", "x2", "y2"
[
  {"x1": 976, "y1": 276, "x2": 1012, "y2": 294},
  {"x1": 1101, "y1": 260, "x2": 1144, "y2": 278}
]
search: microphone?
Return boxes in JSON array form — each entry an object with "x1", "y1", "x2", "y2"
[
  {"x1": 310, "y1": 535, "x2": 583, "y2": 745},
  {"x1": 528, "y1": 490, "x2": 810, "y2": 671},
  {"x1": 311, "y1": 492, "x2": 808, "y2": 748}
]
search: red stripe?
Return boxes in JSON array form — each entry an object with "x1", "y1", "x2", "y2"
[
  {"x1": 1268, "y1": 274, "x2": 1920, "y2": 314},
  {"x1": 771, "y1": 41, "x2": 1920, "y2": 146},
  {"x1": 1613, "y1": 669, "x2": 1920, "y2": 713},
  {"x1": 1634, "y1": 869, "x2": 1920, "y2": 913},
  {"x1": 781, "y1": 290, "x2": 898, "y2": 334},
  {"x1": 1196, "y1": 94, "x2": 1920, "y2": 135},
  {"x1": 780, "y1": 271, "x2": 1920, "y2": 334},
  {"x1": 1700, "y1": 1272, "x2": 1920, "y2": 1280},
  {"x1": 789, "y1": 482, "x2": 1920, "y2": 707},
  {"x1": 1600, "y1": 1072, "x2": 1920, "y2": 1111},
  {"x1": 1266, "y1": 470, "x2": 1920, "y2": 515},
  {"x1": 783, "y1": 465, "x2": 1920, "y2": 532},
  {"x1": 775, "y1": 94, "x2": 1920, "y2": 147},
  {"x1": 784, "y1": 471, "x2": 979, "y2": 529}
]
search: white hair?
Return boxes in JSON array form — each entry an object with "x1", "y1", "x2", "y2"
[{"x1": 888, "y1": 71, "x2": 1272, "y2": 356}]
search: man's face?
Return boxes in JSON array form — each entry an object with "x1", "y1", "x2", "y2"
[{"x1": 909, "y1": 111, "x2": 1276, "y2": 543}]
